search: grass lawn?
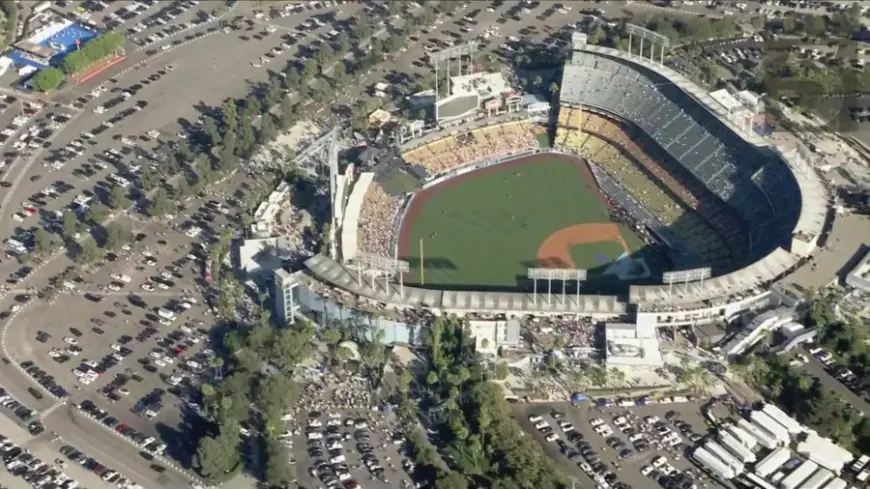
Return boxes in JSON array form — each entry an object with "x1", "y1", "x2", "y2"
[{"x1": 402, "y1": 157, "x2": 614, "y2": 289}]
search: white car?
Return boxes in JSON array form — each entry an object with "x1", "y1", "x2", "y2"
[
  {"x1": 167, "y1": 375, "x2": 182, "y2": 386},
  {"x1": 149, "y1": 351, "x2": 163, "y2": 359},
  {"x1": 544, "y1": 433, "x2": 559, "y2": 442},
  {"x1": 160, "y1": 272, "x2": 173, "y2": 280},
  {"x1": 66, "y1": 347, "x2": 80, "y2": 356},
  {"x1": 72, "y1": 369, "x2": 85, "y2": 377},
  {"x1": 308, "y1": 419, "x2": 323, "y2": 427},
  {"x1": 141, "y1": 283, "x2": 155, "y2": 292},
  {"x1": 110, "y1": 343, "x2": 122, "y2": 352},
  {"x1": 117, "y1": 388, "x2": 129, "y2": 396},
  {"x1": 652, "y1": 456, "x2": 668, "y2": 468},
  {"x1": 158, "y1": 318, "x2": 172, "y2": 327},
  {"x1": 48, "y1": 350, "x2": 61, "y2": 358},
  {"x1": 559, "y1": 422, "x2": 575, "y2": 432},
  {"x1": 534, "y1": 421, "x2": 549, "y2": 430},
  {"x1": 186, "y1": 360, "x2": 201, "y2": 369},
  {"x1": 154, "y1": 359, "x2": 167, "y2": 368},
  {"x1": 641, "y1": 465, "x2": 655, "y2": 476},
  {"x1": 107, "y1": 283, "x2": 122, "y2": 291},
  {"x1": 180, "y1": 325, "x2": 193, "y2": 334},
  {"x1": 589, "y1": 418, "x2": 604, "y2": 427},
  {"x1": 156, "y1": 281, "x2": 170, "y2": 290},
  {"x1": 63, "y1": 337, "x2": 78, "y2": 345}
]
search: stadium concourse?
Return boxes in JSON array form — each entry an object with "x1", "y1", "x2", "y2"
[{"x1": 293, "y1": 29, "x2": 832, "y2": 339}]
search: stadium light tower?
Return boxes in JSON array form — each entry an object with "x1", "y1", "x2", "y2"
[
  {"x1": 431, "y1": 43, "x2": 477, "y2": 119},
  {"x1": 528, "y1": 268, "x2": 587, "y2": 307},
  {"x1": 625, "y1": 24, "x2": 670, "y2": 65},
  {"x1": 662, "y1": 267, "x2": 712, "y2": 297},
  {"x1": 353, "y1": 252, "x2": 410, "y2": 297}
]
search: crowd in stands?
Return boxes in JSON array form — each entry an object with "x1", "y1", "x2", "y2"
[
  {"x1": 358, "y1": 182, "x2": 404, "y2": 257},
  {"x1": 402, "y1": 120, "x2": 544, "y2": 176},
  {"x1": 556, "y1": 110, "x2": 735, "y2": 272}
]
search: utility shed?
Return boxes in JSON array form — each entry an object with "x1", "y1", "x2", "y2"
[
  {"x1": 756, "y1": 447, "x2": 792, "y2": 478},
  {"x1": 798, "y1": 468, "x2": 833, "y2": 489},
  {"x1": 781, "y1": 461, "x2": 819, "y2": 489}
]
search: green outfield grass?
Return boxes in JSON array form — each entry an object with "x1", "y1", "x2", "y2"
[
  {"x1": 569, "y1": 241, "x2": 627, "y2": 275},
  {"x1": 400, "y1": 156, "x2": 645, "y2": 289}
]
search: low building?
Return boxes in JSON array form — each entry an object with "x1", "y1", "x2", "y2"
[
  {"x1": 604, "y1": 323, "x2": 663, "y2": 368},
  {"x1": 467, "y1": 319, "x2": 522, "y2": 355}
]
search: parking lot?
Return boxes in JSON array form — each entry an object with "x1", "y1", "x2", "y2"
[{"x1": 515, "y1": 398, "x2": 722, "y2": 489}]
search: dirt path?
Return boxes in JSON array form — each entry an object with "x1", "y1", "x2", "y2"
[{"x1": 537, "y1": 223, "x2": 629, "y2": 268}]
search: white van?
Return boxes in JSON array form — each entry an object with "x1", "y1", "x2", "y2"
[
  {"x1": 329, "y1": 455, "x2": 346, "y2": 464},
  {"x1": 307, "y1": 432, "x2": 323, "y2": 440},
  {"x1": 157, "y1": 308, "x2": 176, "y2": 320}
]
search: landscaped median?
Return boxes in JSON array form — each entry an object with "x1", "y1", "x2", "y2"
[{"x1": 31, "y1": 31, "x2": 126, "y2": 92}]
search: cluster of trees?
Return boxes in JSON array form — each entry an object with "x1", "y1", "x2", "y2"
[
  {"x1": 421, "y1": 318, "x2": 566, "y2": 489},
  {"x1": 734, "y1": 292, "x2": 870, "y2": 452},
  {"x1": 587, "y1": 15, "x2": 739, "y2": 53},
  {"x1": 194, "y1": 310, "x2": 315, "y2": 486},
  {"x1": 760, "y1": 4, "x2": 862, "y2": 38},
  {"x1": 62, "y1": 31, "x2": 125, "y2": 74}
]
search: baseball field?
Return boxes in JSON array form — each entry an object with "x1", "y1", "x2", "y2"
[{"x1": 397, "y1": 153, "x2": 653, "y2": 290}]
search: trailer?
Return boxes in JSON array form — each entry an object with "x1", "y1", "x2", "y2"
[
  {"x1": 821, "y1": 478, "x2": 847, "y2": 489},
  {"x1": 693, "y1": 447, "x2": 738, "y2": 480},
  {"x1": 782, "y1": 461, "x2": 819, "y2": 489},
  {"x1": 738, "y1": 419, "x2": 779, "y2": 449},
  {"x1": 798, "y1": 436, "x2": 854, "y2": 473},
  {"x1": 745, "y1": 472, "x2": 778, "y2": 489},
  {"x1": 749, "y1": 411, "x2": 790, "y2": 444},
  {"x1": 724, "y1": 423, "x2": 757, "y2": 450},
  {"x1": 704, "y1": 440, "x2": 744, "y2": 472},
  {"x1": 756, "y1": 447, "x2": 792, "y2": 478},
  {"x1": 718, "y1": 431, "x2": 756, "y2": 464},
  {"x1": 761, "y1": 404, "x2": 805, "y2": 436},
  {"x1": 798, "y1": 468, "x2": 833, "y2": 489}
]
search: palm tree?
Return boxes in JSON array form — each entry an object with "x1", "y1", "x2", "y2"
[
  {"x1": 548, "y1": 82, "x2": 560, "y2": 97},
  {"x1": 210, "y1": 357, "x2": 225, "y2": 380}
]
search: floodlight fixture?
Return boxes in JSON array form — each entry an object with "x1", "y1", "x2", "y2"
[{"x1": 527, "y1": 267, "x2": 587, "y2": 308}]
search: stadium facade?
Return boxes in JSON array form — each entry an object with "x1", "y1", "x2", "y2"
[{"x1": 280, "y1": 32, "x2": 830, "y2": 340}]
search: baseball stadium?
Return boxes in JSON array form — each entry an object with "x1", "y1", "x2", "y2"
[{"x1": 299, "y1": 31, "x2": 830, "y2": 329}]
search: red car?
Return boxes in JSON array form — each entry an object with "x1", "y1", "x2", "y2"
[{"x1": 115, "y1": 424, "x2": 128, "y2": 433}]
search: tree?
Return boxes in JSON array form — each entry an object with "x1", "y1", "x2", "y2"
[
  {"x1": 194, "y1": 424, "x2": 241, "y2": 481},
  {"x1": 75, "y1": 237, "x2": 103, "y2": 264},
  {"x1": 62, "y1": 211, "x2": 80, "y2": 238},
  {"x1": 255, "y1": 373, "x2": 299, "y2": 420},
  {"x1": 265, "y1": 438, "x2": 296, "y2": 489},
  {"x1": 33, "y1": 228, "x2": 57, "y2": 254},
  {"x1": 238, "y1": 118, "x2": 257, "y2": 158},
  {"x1": 548, "y1": 82, "x2": 559, "y2": 97},
  {"x1": 203, "y1": 115, "x2": 222, "y2": 146},
  {"x1": 104, "y1": 222, "x2": 132, "y2": 250},
  {"x1": 494, "y1": 362, "x2": 509, "y2": 380},
  {"x1": 138, "y1": 165, "x2": 158, "y2": 191},
  {"x1": 270, "y1": 325, "x2": 314, "y2": 374},
  {"x1": 221, "y1": 98, "x2": 238, "y2": 133},
  {"x1": 85, "y1": 203, "x2": 110, "y2": 225},
  {"x1": 109, "y1": 185, "x2": 129, "y2": 209},
  {"x1": 434, "y1": 470, "x2": 468, "y2": 489},
  {"x1": 259, "y1": 114, "x2": 277, "y2": 145},
  {"x1": 32, "y1": 67, "x2": 65, "y2": 92},
  {"x1": 147, "y1": 188, "x2": 172, "y2": 217}
]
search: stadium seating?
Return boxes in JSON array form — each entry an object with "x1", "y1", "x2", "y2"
[
  {"x1": 560, "y1": 52, "x2": 801, "y2": 263},
  {"x1": 401, "y1": 120, "x2": 542, "y2": 178}
]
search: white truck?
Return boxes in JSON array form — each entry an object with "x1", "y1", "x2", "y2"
[{"x1": 111, "y1": 273, "x2": 132, "y2": 284}]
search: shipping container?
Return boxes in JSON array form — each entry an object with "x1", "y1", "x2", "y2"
[
  {"x1": 797, "y1": 468, "x2": 833, "y2": 489},
  {"x1": 750, "y1": 411, "x2": 790, "y2": 444},
  {"x1": 718, "y1": 431, "x2": 756, "y2": 464},
  {"x1": 761, "y1": 404, "x2": 805, "y2": 436},
  {"x1": 821, "y1": 478, "x2": 847, "y2": 489},
  {"x1": 756, "y1": 447, "x2": 792, "y2": 478},
  {"x1": 693, "y1": 447, "x2": 738, "y2": 480},
  {"x1": 724, "y1": 423, "x2": 758, "y2": 450},
  {"x1": 782, "y1": 461, "x2": 820, "y2": 489},
  {"x1": 738, "y1": 418, "x2": 779, "y2": 449},
  {"x1": 705, "y1": 440, "x2": 744, "y2": 472}
]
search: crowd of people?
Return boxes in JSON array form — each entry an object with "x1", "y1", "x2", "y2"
[
  {"x1": 402, "y1": 120, "x2": 544, "y2": 176},
  {"x1": 528, "y1": 316, "x2": 600, "y2": 351},
  {"x1": 358, "y1": 182, "x2": 404, "y2": 257}
]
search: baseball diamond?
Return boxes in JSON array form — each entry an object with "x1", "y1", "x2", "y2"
[{"x1": 397, "y1": 153, "x2": 656, "y2": 290}]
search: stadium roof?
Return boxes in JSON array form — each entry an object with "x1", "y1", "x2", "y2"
[
  {"x1": 629, "y1": 247, "x2": 799, "y2": 306},
  {"x1": 305, "y1": 254, "x2": 628, "y2": 315}
]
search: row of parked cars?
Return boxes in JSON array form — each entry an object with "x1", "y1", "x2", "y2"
[
  {"x1": 77, "y1": 400, "x2": 167, "y2": 457},
  {"x1": 0, "y1": 432, "x2": 97, "y2": 489},
  {"x1": 58, "y1": 442, "x2": 144, "y2": 489},
  {"x1": 19, "y1": 361, "x2": 69, "y2": 399},
  {"x1": 808, "y1": 346, "x2": 870, "y2": 402}
]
